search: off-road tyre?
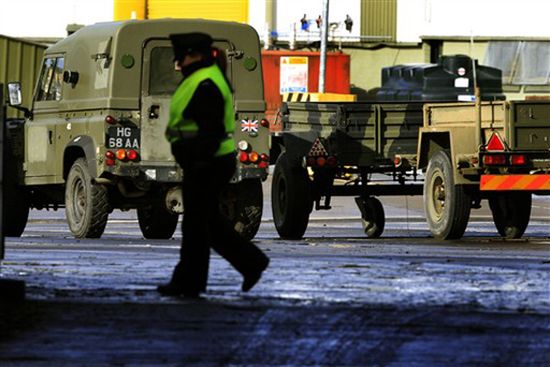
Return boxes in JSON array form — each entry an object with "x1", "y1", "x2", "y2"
[
  {"x1": 488, "y1": 192, "x2": 531, "y2": 239},
  {"x1": 271, "y1": 152, "x2": 313, "y2": 239},
  {"x1": 3, "y1": 183, "x2": 29, "y2": 237},
  {"x1": 220, "y1": 178, "x2": 263, "y2": 241},
  {"x1": 65, "y1": 158, "x2": 109, "y2": 238},
  {"x1": 137, "y1": 202, "x2": 179, "y2": 240},
  {"x1": 355, "y1": 196, "x2": 385, "y2": 238},
  {"x1": 3, "y1": 136, "x2": 29, "y2": 237},
  {"x1": 424, "y1": 150, "x2": 471, "y2": 240}
]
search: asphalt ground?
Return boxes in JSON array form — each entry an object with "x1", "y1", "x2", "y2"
[{"x1": 0, "y1": 180, "x2": 549, "y2": 366}]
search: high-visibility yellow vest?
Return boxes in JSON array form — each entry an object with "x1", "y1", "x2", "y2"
[{"x1": 165, "y1": 64, "x2": 235, "y2": 157}]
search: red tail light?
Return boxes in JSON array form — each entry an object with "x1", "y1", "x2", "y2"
[
  {"x1": 260, "y1": 153, "x2": 269, "y2": 162},
  {"x1": 483, "y1": 154, "x2": 507, "y2": 165},
  {"x1": 258, "y1": 161, "x2": 268, "y2": 169},
  {"x1": 105, "y1": 115, "x2": 117, "y2": 125},
  {"x1": 327, "y1": 156, "x2": 337, "y2": 167},
  {"x1": 239, "y1": 151, "x2": 249, "y2": 163},
  {"x1": 105, "y1": 151, "x2": 115, "y2": 166},
  {"x1": 127, "y1": 149, "x2": 139, "y2": 161},
  {"x1": 316, "y1": 157, "x2": 327, "y2": 167},
  {"x1": 485, "y1": 133, "x2": 506, "y2": 151},
  {"x1": 393, "y1": 155, "x2": 402, "y2": 167},
  {"x1": 511, "y1": 154, "x2": 526, "y2": 165},
  {"x1": 260, "y1": 118, "x2": 270, "y2": 128}
]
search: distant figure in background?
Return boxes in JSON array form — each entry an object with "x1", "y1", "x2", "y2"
[
  {"x1": 345, "y1": 14, "x2": 353, "y2": 32},
  {"x1": 316, "y1": 15, "x2": 322, "y2": 29},
  {"x1": 300, "y1": 14, "x2": 309, "y2": 31}
]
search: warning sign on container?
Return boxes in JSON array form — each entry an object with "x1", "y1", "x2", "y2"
[{"x1": 280, "y1": 56, "x2": 308, "y2": 94}]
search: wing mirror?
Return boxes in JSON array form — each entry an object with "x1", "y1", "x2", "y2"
[
  {"x1": 6, "y1": 82, "x2": 32, "y2": 119},
  {"x1": 7, "y1": 82, "x2": 22, "y2": 106}
]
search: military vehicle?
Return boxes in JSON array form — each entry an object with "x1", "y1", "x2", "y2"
[
  {"x1": 4, "y1": 19, "x2": 270, "y2": 240},
  {"x1": 272, "y1": 55, "x2": 550, "y2": 240}
]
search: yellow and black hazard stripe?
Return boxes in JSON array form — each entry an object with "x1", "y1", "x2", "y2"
[{"x1": 283, "y1": 93, "x2": 311, "y2": 102}]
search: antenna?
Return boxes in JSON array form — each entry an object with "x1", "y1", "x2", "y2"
[
  {"x1": 319, "y1": 0, "x2": 329, "y2": 93},
  {"x1": 471, "y1": 30, "x2": 478, "y2": 96}
]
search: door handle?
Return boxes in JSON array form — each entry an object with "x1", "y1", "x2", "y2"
[{"x1": 148, "y1": 105, "x2": 160, "y2": 119}]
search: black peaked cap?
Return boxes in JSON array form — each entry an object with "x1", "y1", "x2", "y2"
[{"x1": 170, "y1": 32, "x2": 213, "y2": 61}]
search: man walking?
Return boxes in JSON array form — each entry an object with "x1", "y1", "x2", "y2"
[{"x1": 158, "y1": 32, "x2": 269, "y2": 298}]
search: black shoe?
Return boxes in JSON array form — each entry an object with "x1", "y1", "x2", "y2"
[
  {"x1": 157, "y1": 283, "x2": 200, "y2": 298},
  {"x1": 242, "y1": 257, "x2": 270, "y2": 292}
]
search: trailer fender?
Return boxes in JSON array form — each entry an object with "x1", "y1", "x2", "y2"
[
  {"x1": 63, "y1": 135, "x2": 98, "y2": 179},
  {"x1": 417, "y1": 131, "x2": 451, "y2": 170}
]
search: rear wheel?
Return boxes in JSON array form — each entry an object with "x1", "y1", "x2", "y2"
[
  {"x1": 424, "y1": 151, "x2": 471, "y2": 240},
  {"x1": 137, "y1": 199, "x2": 179, "y2": 240},
  {"x1": 65, "y1": 158, "x2": 110, "y2": 238},
  {"x1": 271, "y1": 152, "x2": 313, "y2": 239},
  {"x1": 488, "y1": 192, "x2": 531, "y2": 239},
  {"x1": 220, "y1": 178, "x2": 263, "y2": 241}
]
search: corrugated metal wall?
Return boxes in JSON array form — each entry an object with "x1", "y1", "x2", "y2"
[
  {"x1": 362, "y1": 0, "x2": 397, "y2": 42},
  {"x1": 148, "y1": 0, "x2": 248, "y2": 22},
  {"x1": 0, "y1": 35, "x2": 45, "y2": 118},
  {"x1": 114, "y1": 0, "x2": 249, "y2": 22},
  {"x1": 113, "y1": 0, "x2": 147, "y2": 20}
]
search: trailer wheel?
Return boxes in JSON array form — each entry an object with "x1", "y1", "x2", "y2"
[
  {"x1": 272, "y1": 152, "x2": 312, "y2": 239},
  {"x1": 137, "y1": 201, "x2": 179, "y2": 240},
  {"x1": 424, "y1": 150, "x2": 471, "y2": 240},
  {"x1": 221, "y1": 178, "x2": 263, "y2": 241},
  {"x1": 355, "y1": 196, "x2": 385, "y2": 238},
  {"x1": 488, "y1": 192, "x2": 531, "y2": 239},
  {"x1": 65, "y1": 158, "x2": 110, "y2": 238}
]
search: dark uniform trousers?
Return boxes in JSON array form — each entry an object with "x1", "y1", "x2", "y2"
[{"x1": 171, "y1": 148, "x2": 268, "y2": 294}]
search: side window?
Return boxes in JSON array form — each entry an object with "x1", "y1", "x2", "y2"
[{"x1": 36, "y1": 57, "x2": 65, "y2": 101}]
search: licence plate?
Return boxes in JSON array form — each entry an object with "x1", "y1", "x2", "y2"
[{"x1": 106, "y1": 126, "x2": 140, "y2": 149}]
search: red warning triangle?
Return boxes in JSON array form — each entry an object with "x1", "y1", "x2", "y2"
[{"x1": 308, "y1": 138, "x2": 328, "y2": 157}]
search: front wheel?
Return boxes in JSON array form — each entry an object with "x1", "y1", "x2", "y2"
[
  {"x1": 424, "y1": 151, "x2": 471, "y2": 240},
  {"x1": 65, "y1": 158, "x2": 110, "y2": 238},
  {"x1": 3, "y1": 183, "x2": 29, "y2": 237},
  {"x1": 271, "y1": 152, "x2": 313, "y2": 239},
  {"x1": 488, "y1": 192, "x2": 531, "y2": 239},
  {"x1": 220, "y1": 178, "x2": 263, "y2": 241}
]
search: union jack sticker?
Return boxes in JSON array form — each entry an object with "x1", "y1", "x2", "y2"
[{"x1": 241, "y1": 119, "x2": 258, "y2": 133}]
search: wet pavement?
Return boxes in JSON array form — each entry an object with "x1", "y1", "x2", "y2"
[{"x1": 0, "y1": 186, "x2": 549, "y2": 366}]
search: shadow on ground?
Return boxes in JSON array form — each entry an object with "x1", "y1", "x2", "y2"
[{"x1": 1, "y1": 298, "x2": 549, "y2": 366}]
